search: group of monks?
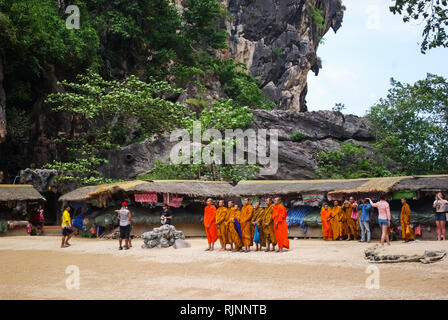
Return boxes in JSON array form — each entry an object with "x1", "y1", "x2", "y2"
[
  {"x1": 203, "y1": 197, "x2": 290, "y2": 252},
  {"x1": 319, "y1": 196, "x2": 414, "y2": 242},
  {"x1": 319, "y1": 197, "x2": 362, "y2": 241}
]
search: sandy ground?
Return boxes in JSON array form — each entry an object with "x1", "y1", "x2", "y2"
[{"x1": 0, "y1": 236, "x2": 447, "y2": 300}]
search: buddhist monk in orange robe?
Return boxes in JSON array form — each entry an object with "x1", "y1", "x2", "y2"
[
  {"x1": 272, "y1": 197, "x2": 289, "y2": 252},
  {"x1": 343, "y1": 200, "x2": 356, "y2": 241},
  {"x1": 330, "y1": 201, "x2": 345, "y2": 240},
  {"x1": 226, "y1": 201, "x2": 243, "y2": 251},
  {"x1": 252, "y1": 201, "x2": 266, "y2": 251},
  {"x1": 204, "y1": 198, "x2": 218, "y2": 251},
  {"x1": 400, "y1": 198, "x2": 414, "y2": 242},
  {"x1": 215, "y1": 200, "x2": 230, "y2": 250},
  {"x1": 320, "y1": 203, "x2": 333, "y2": 240},
  {"x1": 262, "y1": 198, "x2": 277, "y2": 252},
  {"x1": 240, "y1": 198, "x2": 254, "y2": 252}
]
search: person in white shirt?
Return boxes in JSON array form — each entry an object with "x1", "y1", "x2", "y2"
[
  {"x1": 433, "y1": 192, "x2": 447, "y2": 241},
  {"x1": 115, "y1": 202, "x2": 132, "y2": 250}
]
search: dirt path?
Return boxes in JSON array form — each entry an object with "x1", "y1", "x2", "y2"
[{"x1": 0, "y1": 236, "x2": 447, "y2": 299}]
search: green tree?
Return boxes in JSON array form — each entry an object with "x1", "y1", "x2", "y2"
[
  {"x1": 390, "y1": 0, "x2": 448, "y2": 53},
  {"x1": 44, "y1": 70, "x2": 189, "y2": 186},
  {"x1": 315, "y1": 142, "x2": 393, "y2": 179},
  {"x1": 367, "y1": 74, "x2": 448, "y2": 175}
]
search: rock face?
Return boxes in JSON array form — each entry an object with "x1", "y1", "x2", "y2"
[
  {"x1": 0, "y1": 57, "x2": 6, "y2": 143},
  {"x1": 223, "y1": 0, "x2": 344, "y2": 111},
  {"x1": 101, "y1": 109, "x2": 374, "y2": 181}
]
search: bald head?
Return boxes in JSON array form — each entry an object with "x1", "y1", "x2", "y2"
[
  {"x1": 206, "y1": 198, "x2": 213, "y2": 206},
  {"x1": 218, "y1": 200, "x2": 225, "y2": 207},
  {"x1": 274, "y1": 197, "x2": 281, "y2": 205}
]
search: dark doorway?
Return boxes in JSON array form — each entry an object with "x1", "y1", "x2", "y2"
[{"x1": 43, "y1": 192, "x2": 59, "y2": 225}]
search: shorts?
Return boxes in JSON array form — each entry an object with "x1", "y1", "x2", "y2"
[
  {"x1": 62, "y1": 228, "x2": 73, "y2": 236},
  {"x1": 378, "y1": 219, "x2": 388, "y2": 227},
  {"x1": 120, "y1": 224, "x2": 131, "y2": 239},
  {"x1": 435, "y1": 212, "x2": 447, "y2": 221}
]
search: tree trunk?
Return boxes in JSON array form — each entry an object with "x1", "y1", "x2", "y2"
[{"x1": 0, "y1": 56, "x2": 6, "y2": 143}]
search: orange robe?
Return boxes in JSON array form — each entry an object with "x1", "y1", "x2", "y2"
[
  {"x1": 401, "y1": 203, "x2": 414, "y2": 241},
  {"x1": 240, "y1": 204, "x2": 254, "y2": 246},
  {"x1": 204, "y1": 205, "x2": 218, "y2": 244},
  {"x1": 343, "y1": 204, "x2": 356, "y2": 236},
  {"x1": 272, "y1": 204, "x2": 289, "y2": 249},
  {"x1": 262, "y1": 205, "x2": 277, "y2": 246},
  {"x1": 227, "y1": 208, "x2": 243, "y2": 249},
  {"x1": 330, "y1": 205, "x2": 344, "y2": 240},
  {"x1": 320, "y1": 207, "x2": 333, "y2": 240},
  {"x1": 215, "y1": 206, "x2": 229, "y2": 246}
]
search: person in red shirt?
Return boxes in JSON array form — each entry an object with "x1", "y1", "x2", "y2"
[
  {"x1": 204, "y1": 198, "x2": 218, "y2": 251},
  {"x1": 272, "y1": 197, "x2": 290, "y2": 252}
]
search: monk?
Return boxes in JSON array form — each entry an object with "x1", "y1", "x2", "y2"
[
  {"x1": 330, "y1": 201, "x2": 345, "y2": 240},
  {"x1": 204, "y1": 198, "x2": 218, "y2": 251},
  {"x1": 215, "y1": 200, "x2": 230, "y2": 250},
  {"x1": 349, "y1": 196, "x2": 360, "y2": 239},
  {"x1": 320, "y1": 203, "x2": 333, "y2": 240},
  {"x1": 262, "y1": 198, "x2": 277, "y2": 252},
  {"x1": 400, "y1": 198, "x2": 414, "y2": 243},
  {"x1": 227, "y1": 202, "x2": 243, "y2": 252},
  {"x1": 272, "y1": 197, "x2": 289, "y2": 252},
  {"x1": 240, "y1": 198, "x2": 254, "y2": 252},
  {"x1": 252, "y1": 201, "x2": 266, "y2": 251},
  {"x1": 343, "y1": 200, "x2": 356, "y2": 241}
]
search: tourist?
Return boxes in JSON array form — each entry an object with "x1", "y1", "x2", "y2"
[
  {"x1": 433, "y1": 192, "x2": 447, "y2": 241},
  {"x1": 115, "y1": 202, "x2": 132, "y2": 250},
  {"x1": 368, "y1": 196, "x2": 391, "y2": 246},
  {"x1": 240, "y1": 198, "x2": 254, "y2": 252},
  {"x1": 272, "y1": 197, "x2": 289, "y2": 252},
  {"x1": 161, "y1": 204, "x2": 173, "y2": 225},
  {"x1": 61, "y1": 205, "x2": 73, "y2": 248},
  {"x1": 342, "y1": 200, "x2": 356, "y2": 241},
  {"x1": 320, "y1": 203, "x2": 333, "y2": 241},
  {"x1": 357, "y1": 199, "x2": 372, "y2": 243},
  {"x1": 203, "y1": 198, "x2": 218, "y2": 251},
  {"x1": 330, "y1": 201, "x2": 344, "y2": 240},
  {"x1": 251, "y1": 201, "x2": 265, "y2": 251},
  {"x1": 400, "y1": 198, "x2": 414, "y2": 243},
  {"x1": 215, "y1": 200, "x2": 229, "y2": 251},
  {"x1": 262, "y1": 198, "x2": 277, "y2": 252}
]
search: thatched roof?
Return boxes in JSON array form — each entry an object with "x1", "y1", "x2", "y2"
[
  {"x1": 229, "y1": 179, "x2": 369, "y2": 196},
  {"x1": 327, "y1": 176, "x2": 408, "y2": 195},
  {"x1": 128, "y1": 180, "x2": 233, "y2": 197},
  {"x1": 59, "y1": 180, "x2": 233, "y2": 202},
  {"x1": 0, "y1": 185, "x2": 45, "y2": 202},
  {"x1": 392, "y1": 175, "x2": 448, "y2": 192}
]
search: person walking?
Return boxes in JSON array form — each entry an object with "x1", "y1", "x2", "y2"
[
  {"x1": 357, "y1": 199, "x2": 372, "y2": 243},
  {"x1": 433, "y1": 192, "x2": 447, "y2": 241},
  {"x1": 368, "y1": 196, "x2": 391, "y2": 246},
  {"x1": 115, "y1": 202, "x2": 132, "y2": 250},
  {"x1": 61, "y1": 205, "x2": 73, "y2": 248}
]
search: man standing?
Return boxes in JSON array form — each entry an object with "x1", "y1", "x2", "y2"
[
  {"x1": 240, "y1": 198, "x2": 254, "y2": 252},
  {"x1": 400, "y1": 198, "x2": 414, "y2": 243},
  {"x1": 343, "y1": 200, "x2": 356, "y2": 241},
  {"x1": 61, "y1": 205, "x2": 73, "y2": 248},
  {"x1": 272, "y1": 197, "x2": 289, "y2": 252},
  {"x1": 204, "y1": 198, "x2": 218, "y2": 251},
  {"x1": 161, "y1": 204, "x2": 173, "y2": 225},
  {"x1": 226, "y1": 201, "x2": 242, "y2": 252},
  {"x1": 215, "y1": 200, "x2": 229, "y2": 251},
  {"x1": 320, "y1": 203, "x2": 333, "y2": 241},
  {"x1": 357, "y1": 199, "x2": 372, "y2": 243},
  {"x1": 252, "y1": 201, "x2": 265, "y2": 251},
  {"x1": 330, "y1": 201, "x2": 344, "y2": 240},
  {"x1": 262, "y1": 198, "x2": 277, "y2": 252},
  {"x1": 115, "y1": 202, "x2": 132, "y2": 250},
  {"x1": 368, "y1": 196, "x2": 391, "y2": 246},
  {"x1": 349, "y1": 196, "x2": 360, "y2": 239}
]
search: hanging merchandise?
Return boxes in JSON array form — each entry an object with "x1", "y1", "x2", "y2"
[
  {"x1": 167, "y1": 196, "x2": 183, "y2": 208},
  {"x1": 286, "y1": 206, "x2": 314, "y2": 232},
  {"x1": 414, "y1": 224, "x2": 422, "y2": 236},
  {"x1": 135, "y1": 192, "x2": 158, "y2": 203},
  {"x1": 302, "y1": 193, "x2": 325, "y2": 203},
  {"x1": 327, "y1": 193, "x2": 343, "y2": 201}
]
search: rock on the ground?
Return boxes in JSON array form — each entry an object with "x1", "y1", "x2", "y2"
[
  {"x1": 141, "y1": 224, "x2": 187, "y2": 249},
  {"x1": 173, "y1": 239, "x2": 191, "y2": 249},
  {"x1": 365, "y1": 244, "x2": 446, "y2": 264}
]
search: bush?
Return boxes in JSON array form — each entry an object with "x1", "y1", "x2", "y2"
[{"x1": 290, "y1": 131, "x2": 308, "y2": 142}]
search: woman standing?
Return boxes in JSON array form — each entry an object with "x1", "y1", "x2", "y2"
[
  {"x1": 433, "y1": 192, "x2": 447, "y2": 241},
  {"x1": 368, "y1": 196, "x2": 391, "y2": 246}
]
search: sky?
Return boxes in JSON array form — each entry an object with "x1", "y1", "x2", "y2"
[{"x1": 306, "y1": 0, "x2": 448, "y2": 116}]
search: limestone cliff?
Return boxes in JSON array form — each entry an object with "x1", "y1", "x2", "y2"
[{"x1": 222, "y1": 0, "x2": 344, "y2": 111}]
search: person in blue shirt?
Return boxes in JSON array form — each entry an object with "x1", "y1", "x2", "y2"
[{"x1": 357, "y1": 199, "x2": 372, "y2": 243}]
